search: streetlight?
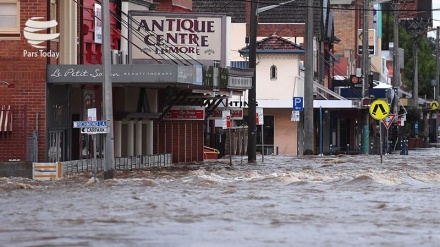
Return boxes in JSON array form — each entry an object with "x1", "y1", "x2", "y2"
[{"x1": 248, "y1": 0, "x2": 296, "y2": 162}]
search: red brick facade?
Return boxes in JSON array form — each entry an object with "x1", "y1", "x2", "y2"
[
  {"x1": 155, "y1": 0, "x2": 192, "y2": 12},
  {"x1": 0, "y1": 0, "x2": 225, "y2": 164},
  {"x1": 154, "y1": 120, "x2": 204, "y2": 163},
  {"x1": 0, "y1": 0, "x2": 48, "y2": 162}
]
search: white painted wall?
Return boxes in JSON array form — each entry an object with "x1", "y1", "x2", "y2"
[
  {"x1": 256, "y1": 54, "x2": 301, "y2": 101},
  {"x1": 228, "y1": 24, "x2": 304, "y2": 104},
  {"x1": 229, "y1": 23, "x2": 247, "y2": 62}
]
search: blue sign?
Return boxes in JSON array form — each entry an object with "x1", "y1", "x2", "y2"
[
  {"x1": 293, "y1": 97, "x2": 303, "y2": 111},
  {"x1": 73, "y1": 121, "x2": 107, "y2": 128}
]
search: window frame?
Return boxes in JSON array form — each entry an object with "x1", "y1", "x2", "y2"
[
  {"x1": 0, "y1": 0, "x2": 20, "y2": 37},
  {"x1": 270, "y1": 64, "x2": 277, "y2": 80}
]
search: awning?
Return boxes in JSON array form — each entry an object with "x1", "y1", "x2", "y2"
[{"x1": 0, "y1": 105, "x2": 12, "y2": 132}]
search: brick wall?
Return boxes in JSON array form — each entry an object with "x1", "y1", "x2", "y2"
[
  {"x1": 259, "y1": 24, "x2": 305, "y2": 38},
  {"x1": 333, "y1": 6, "x2": 357, "y2": 56},
  {"x1": 156, "y1": 0, "x2": 192, "y2": 12},
  {"x1": 154, "y1": 120, "x2": 204, "y2": 163},
  {"x1": 0, "y1": 0, "x2": 48, "y2": 162},
  {"x1": 82, "y1": 0, "x2": 119, "y2": 64}
]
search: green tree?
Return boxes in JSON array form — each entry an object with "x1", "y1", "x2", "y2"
[{"x1": 382, "y1": 15, "x2": 437, "y2": 99}]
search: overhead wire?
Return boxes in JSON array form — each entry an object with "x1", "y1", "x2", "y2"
[
  {"x1": 106, "y1": 2, "x2": 204, "y2": 66},
  {"x1": 94, "y1": 0, "x2": 194, "y2": 65},
  {"x1": 72, "y1": 0, "x2": 164, "y2": 63},
  {"x1": 74, "y1": 0, "x2": 204, "y2": 65}
]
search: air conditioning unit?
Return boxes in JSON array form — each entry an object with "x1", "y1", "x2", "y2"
[
  {"x1": 120, "y1": 51, "x2": 128, "y2": 64},
  {"x1": 111, "y1": 50, "x2": 120, "y2": 64},
  {"x1": 111, "y1": 50, "x2": 129, "y2": 64}
]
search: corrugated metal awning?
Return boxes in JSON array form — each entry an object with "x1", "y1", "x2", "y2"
[{"x1": 0, "y1": 105, "x2": 12, "y2": 132}]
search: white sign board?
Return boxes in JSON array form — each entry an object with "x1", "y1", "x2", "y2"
[
  {"x1": 291, "y1": 111, "x2": 300, "y2": 122},
  {"x1": 357, "y1": 29, "x2": 376, "y2": 56},
  {"x1": 73, "y1": 121, "x2": 107, "y2": 128},
  {"x1": 33, "y1": 162, "x2": 61, "y2": 180},
  {"x1": 256, "y1": 107, "x2": 264, "y2": 125},
  {"x1": 222, "y1": 110, "x2": 231, "y2": 129},
  {"x1": 94, "y1": 4, "x2": 102, "y2": 44},
  {"x1": 88, "y1": 108, "x2": 97, "y2": 121},
  {"x1": 81, "y1": 127, "x2": 108, "y2": 134},
  {"x1": 129, "y1": 12, "x2": 227, "y2": 63}
]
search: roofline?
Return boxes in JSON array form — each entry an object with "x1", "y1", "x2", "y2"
[{"x1": 239, "y1": 49, "x2": 305, "y2": 55}]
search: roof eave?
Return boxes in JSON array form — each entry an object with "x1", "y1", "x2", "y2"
[{"x1": 239, "y1": 49, "x2": 305, "y2": 55}]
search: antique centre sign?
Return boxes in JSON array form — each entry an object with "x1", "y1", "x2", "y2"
[{"x1": 129, "y1": 12, "x2": 228, "y2": 64}]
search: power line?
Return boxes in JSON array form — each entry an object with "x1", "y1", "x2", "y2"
[{"x1": 74, "y1": 0, "x2": 205, "y2": 65}]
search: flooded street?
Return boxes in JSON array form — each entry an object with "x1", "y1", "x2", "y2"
[{"x1": 1, "y1": 149, "x2": 440, "y2": 247}]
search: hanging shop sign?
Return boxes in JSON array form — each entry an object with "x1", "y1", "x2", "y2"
[
  {"x1": 129, "y1": 12, "x2": 229, "y2": 66},
  {"x1": 163, "y1": 106, "x2": 205, "y2": 120},
  {"x1": 209, "y1": 107, "x2": 243, "y2": 120},
  {"x1": 357, "y1": 29, "x2": 376, "y2": 56}
]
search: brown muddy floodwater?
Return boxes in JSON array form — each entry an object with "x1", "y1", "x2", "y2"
[{"x1": 1, "y1": 149, "x2": 440, "y2": 247}]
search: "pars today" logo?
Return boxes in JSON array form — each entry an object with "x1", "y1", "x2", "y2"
[{"x1": 23, "y1": 17, "x2": 60, "y2": 58}]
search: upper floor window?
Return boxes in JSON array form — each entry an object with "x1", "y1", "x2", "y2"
[
  {"x1": 0, "y1": 0, "x2": 20, "y2": 38},
  {"x1": 270, "y1": 65, "x2": 277, "y2": 80},
  {"x1": 50, "y1": 0, "x2": 57, "y2": 34}
]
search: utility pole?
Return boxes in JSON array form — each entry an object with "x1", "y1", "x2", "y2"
[
  {"x1": 361, "y1": 0, "x2": 370, "y2": 154},
  {"x1": 102, "y1": 0, "x2": 115, "y2": 179},
  {"x1": 392, "y1": 0, "x2": 400, "y2": 146},
  {"x1": 435, "y1": 26, "x2": 439, "y2": 143},
  {"x1": 413, "y1": 37, "x2": 419, "y2": 108},
  {"x1": 247, "y1": 0, "x2": 296, "y2": 161},
  {"x1": 247, "y1": 0, "x2": 257, "y2": 163},
  {"x1": 303, "y1": 0, "x2": 314, "y2": 155}
]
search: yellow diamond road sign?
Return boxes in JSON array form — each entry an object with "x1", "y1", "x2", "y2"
[
  {"x1": 430, "y1": 100, "x2": 439, "y2": 110},
  {"x1": 369, "y1": 99, "x2": 390, "y2": 120}
]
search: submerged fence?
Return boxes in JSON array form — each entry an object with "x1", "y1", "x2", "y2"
[{"x1": 61, "y1": 153, "x2": 172, "y2": 175}]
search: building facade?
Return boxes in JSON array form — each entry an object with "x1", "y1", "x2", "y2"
[{"x1": 0, "y1": 0, "x2": 250, "y2": 164}]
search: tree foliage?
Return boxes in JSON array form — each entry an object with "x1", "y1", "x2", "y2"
[{"x1": 382, "y1": 15, "x2": 437, "y2": 99}]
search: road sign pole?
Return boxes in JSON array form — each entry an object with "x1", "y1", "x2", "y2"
[
  {"x1": 387, "y1": 128, "x2": 390, "y2": 154},
  {"x1": 379, "y1": 121, "x2": 383, "y2": 164}
]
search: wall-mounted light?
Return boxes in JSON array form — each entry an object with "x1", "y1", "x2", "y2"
[{"x1": 1, "y1": 81, "x2": 10, "y2": 86}]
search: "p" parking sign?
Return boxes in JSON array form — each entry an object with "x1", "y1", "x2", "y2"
[{"x1": 293, "y1": 97, "x2": 303, "y2": 111}]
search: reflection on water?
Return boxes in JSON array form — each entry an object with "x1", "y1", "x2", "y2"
[{"x1": 1, "y1": 149, "x2": 440, "y2": 247}]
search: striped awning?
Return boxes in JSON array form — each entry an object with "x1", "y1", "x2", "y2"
[{"x1": 0, "y1": 105, "x2": 12, "y2": 132}]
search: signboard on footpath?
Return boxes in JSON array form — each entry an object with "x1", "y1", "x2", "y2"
[
  {"x1": 163, "y1": 106, "x2": 205, "y2": 120},
  {"x1": 209, "y1": 107, "x2": 243, "y2": 120},
  {"x1": 222, "y1": 110, "x2": 231, "y2": 129},
  {"x1": 256, "y1": 107, "x2": 264, "y2": 125}
]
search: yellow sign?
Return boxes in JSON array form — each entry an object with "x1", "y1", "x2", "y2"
[
  {"x1": 430, "y1": 100, "x2": 439, "y2": 110},
  {"x1": 369, "y1": 99, "x2": 390, "y2": 120}
]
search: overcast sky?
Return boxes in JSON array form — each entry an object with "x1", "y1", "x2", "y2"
[
  {"x1": 434, "y1": 0, "x2": 440, "y2": 27},
  {"x1": 424, "y1": 0, "x2": 440, "y2": 37}
]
